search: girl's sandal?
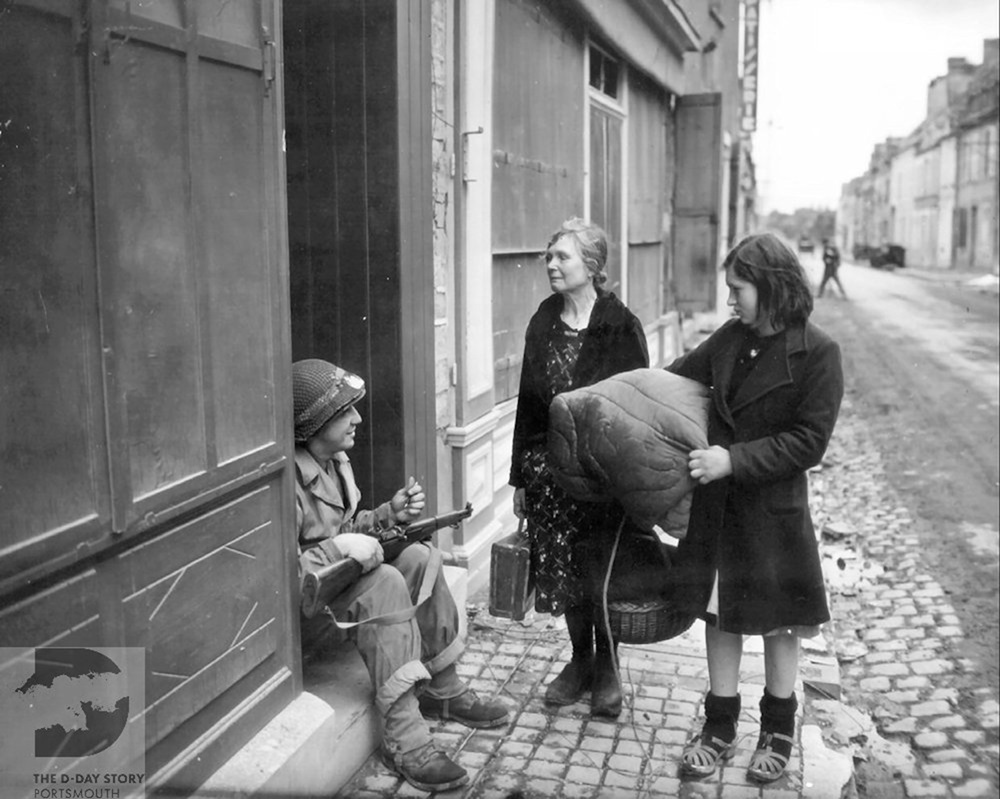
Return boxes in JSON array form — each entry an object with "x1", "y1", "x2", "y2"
[
  {"x1": 747, "y1": 731, "x2": 795, "y2": 782},
  {"x1": 680, "y1": 734, "x2": 735, "y2": 778}
]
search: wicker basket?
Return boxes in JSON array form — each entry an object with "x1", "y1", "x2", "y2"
[{"x1": 604, "y1": 596, "x2": 696, "y2": 645}]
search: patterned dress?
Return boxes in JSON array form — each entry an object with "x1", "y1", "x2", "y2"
[{"x1": 520, "y1": 320, "x2": 619, "y2": 615}]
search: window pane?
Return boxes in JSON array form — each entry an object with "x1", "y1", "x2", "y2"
[{"x1": 604, "y1": 58, "x2": 619, "y2": 99}]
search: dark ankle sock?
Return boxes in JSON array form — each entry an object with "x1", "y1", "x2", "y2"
[
  {"x1": 760, "y1": 689, "x2": 797, "y2": 736},
  {"x1": 564, "y1": 604, "x2": 594, "y2": 660},
  {"x1": 703, "y1": 692, "x2": 741, "y2": 743}
]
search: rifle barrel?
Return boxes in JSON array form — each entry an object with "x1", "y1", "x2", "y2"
[{"x1": 403, "y1": 503, "x2": 473, "y2": 534}]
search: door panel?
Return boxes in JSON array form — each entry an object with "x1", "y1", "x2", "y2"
[
  {"x1": 199, "y1": 61, "x2": 277, "y2": 464},
  {"x1": 0, "y1": 569, "x2": 103, "y2": 649},
  {"x1": 491, "y1": 0, "x2": 584, "y2": 400},
  {"x1": 120, "y1": 482, "x2": 281, "y2": 747},
  {"x1": 0, "y1": 3, "x2": 111, "y2": 584},
  {"x1": 491, "y1": 253, "x2": 551, "y2": 402},
  {"x1": 197, "y1": 0, "x2": 261, "y2": 46},
  {"x1": 108, "y1": 0, "x2": 183, "y2": 26},
  {"x1": 492, "y1": 0, "x2": 584, "y2": 252},
  {"x1": 98, "y1": 40, "x2": 207, "y2": 500}
]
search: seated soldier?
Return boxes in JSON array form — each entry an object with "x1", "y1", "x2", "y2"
[{"x1": 292, "y1": 359, "x2": 508, "y2": 793}]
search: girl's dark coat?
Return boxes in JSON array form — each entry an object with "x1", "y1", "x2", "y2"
[
  {"x1": 509, "y1": 289, "x2": 649, "y2": 488},
  {"x1": 668, "y1": 318, "x2": 844, "y2": 634}
]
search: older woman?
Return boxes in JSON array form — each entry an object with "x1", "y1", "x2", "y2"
[{"x1": 509, "y1": 218, "x2": 648, "y2": 718}]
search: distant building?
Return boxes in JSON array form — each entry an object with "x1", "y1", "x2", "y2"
[
  {"x1": 954, "y1": 39, "x2": 1000, "y2": 270},
  {"x1": 839, "y1": 39, "x2": 998, "y2": 272}
]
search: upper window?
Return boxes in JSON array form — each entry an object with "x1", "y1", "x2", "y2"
[{"x1": 589, "y1": 45, "x2": 619, "y2": 100}]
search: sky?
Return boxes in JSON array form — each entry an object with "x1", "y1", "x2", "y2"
[{"x1": 753, "y1": 0, "x2": 999, "y2": 213}]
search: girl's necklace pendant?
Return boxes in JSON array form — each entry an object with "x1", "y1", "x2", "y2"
[{"x1": 749, "y1": 346, "x2": 760, "y2": 359}]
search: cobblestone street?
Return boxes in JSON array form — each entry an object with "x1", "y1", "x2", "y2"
[{"x1": 810, "y1": 396, "x2": 1000, "y2": 799}]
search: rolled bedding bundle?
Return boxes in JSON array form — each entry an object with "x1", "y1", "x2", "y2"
[{"x1": 547, "y1": 368, "x2": 710, "y2": 539}]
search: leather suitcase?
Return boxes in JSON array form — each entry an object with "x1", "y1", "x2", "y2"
[{"x1": 489, "y1": 520, "x2": 534, "y2": 620}]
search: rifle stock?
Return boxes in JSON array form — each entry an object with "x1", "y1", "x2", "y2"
[{"x1": 300, "y1": 503, "x2": 473, "y2": 618}]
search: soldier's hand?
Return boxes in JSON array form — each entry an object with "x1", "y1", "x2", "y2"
[
  {"x1": 334, "y1": 533, "x2": 384, "y2": 573},
  {"x1": 391, "y1": 477, "x2": 426, "y2": 523}
]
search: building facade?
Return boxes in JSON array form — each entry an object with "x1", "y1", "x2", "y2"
[
  {"x1": 440, "y1": 0, "x2": 752, "y2": 592},
  {"x1": 839, "y1": 41, "x2": 998, "y2": 273},
  {"x1": 1, "y1": 0, "x2": 755, "y2": 793},
  {"x1": 954, "y1": 40, "x2": 1000, "y2": 270}
]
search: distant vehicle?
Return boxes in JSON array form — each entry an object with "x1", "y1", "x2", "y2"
[
  {"x1": 852, "y1": 244, "x2": 876, "y2": 262},
  {"x1": 797, "y1": 236, "x2": 815, "y2": 253},
  {"x1": 869, "y1": 244, "x2": 906, "y2": 270}
]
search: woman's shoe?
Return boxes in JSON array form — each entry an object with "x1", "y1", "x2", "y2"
[
  {"x1": 747, "y1": 689, "x2": 797, "y2": 783},
  {"x1": 679, "y1": 692, "x2": 740, "y2": 778},
  {"x1": 544, "y1": 656, "x2": 593, "y2": 705}
]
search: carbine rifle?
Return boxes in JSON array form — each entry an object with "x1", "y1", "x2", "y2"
[{"x1": 300, "y1": 503, "x2": 473, "y2": 618}]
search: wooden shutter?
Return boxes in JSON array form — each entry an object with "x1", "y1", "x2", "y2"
[
  {"x1": 627, "y1": 73, "x2": 670, "y2": 325},
  {"x1": 492, "y1": 0, "x2": 585, "y2": 401},
  {"x1": 673, "y1": 93, "x2": 723, "y2": 313}
]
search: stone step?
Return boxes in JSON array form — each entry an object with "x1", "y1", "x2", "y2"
[{"x1": 196, "y1": 565, "x2": 467, "y2": 798}]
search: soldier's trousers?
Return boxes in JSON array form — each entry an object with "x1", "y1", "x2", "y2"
[{"x1": 301, "y1": 543, "x2": 464, "y2": 754}]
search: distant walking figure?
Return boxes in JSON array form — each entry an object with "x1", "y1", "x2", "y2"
[{"x1": 818, "y1": 238, "x2": 846, "y2": 298}]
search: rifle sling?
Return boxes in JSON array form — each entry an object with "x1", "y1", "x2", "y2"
[{"x1": 323, "y1": 543, "x2": 442, "y2": 629}]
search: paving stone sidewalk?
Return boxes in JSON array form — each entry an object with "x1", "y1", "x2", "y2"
[
  {"x1": 339, "y1": 611, "x2": 848, "y2": 799},
  {"x1": 338, "y1": 395, "x2": 999, "y2": 799}
]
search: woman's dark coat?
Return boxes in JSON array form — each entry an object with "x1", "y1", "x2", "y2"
[
  {"x1": 667, "y1": 318, "x2": 844, "y2": 634},
  {"x1": 509, "y1": 289, "x2": 649, "y2": 488}
]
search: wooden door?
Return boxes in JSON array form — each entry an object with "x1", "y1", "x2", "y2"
[
  {"x1": 0, "y1": 0, "x2": 296, "y2": 791},
  {"x1": 283, "y1": 0, "x2": 437, "y2": 506},
  {"x1": 673, "y1": 93, "x2": 723, "y2": 313}
]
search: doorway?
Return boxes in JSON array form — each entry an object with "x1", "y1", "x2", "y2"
[{"x1": 283, "y1": 0, "x2": 429, "y2": 502}]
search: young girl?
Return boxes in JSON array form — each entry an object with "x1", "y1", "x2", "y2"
[{"x1": 667, "y1": 233, "x2": 844, "y2": 782}]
